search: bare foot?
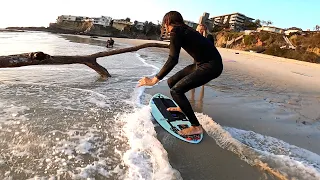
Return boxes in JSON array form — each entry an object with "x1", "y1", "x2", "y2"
[
  {"x1": 178, "y1": 126, "x2": 203, "y2": 136},
  {"x1": 167, "y1": 107, "x2": 182, "y2": 113}
]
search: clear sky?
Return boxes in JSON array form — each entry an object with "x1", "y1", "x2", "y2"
[{"x1": 0, "y1": 0, "x2": 318, "y2": 30}]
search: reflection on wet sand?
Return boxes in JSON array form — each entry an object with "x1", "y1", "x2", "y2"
[
  {"x1": 61, "y1": 35, "x2": 108, "y2": 47},
  {"x1": 190, "y1": 85, "x2": 205, "y2": 112}
]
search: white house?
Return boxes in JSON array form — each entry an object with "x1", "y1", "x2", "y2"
[
  {"x1": 244, "y1": 30, "x2": 256, "y2": 35},
  {"x1": 92, "y1": 16, "x2": 112, "y2": 27},
  {"x1": 284, "y1": 29, "x2": 302, "y2": 36},
  {"x1": 135, "y1": 22, "x2": 144, "y2": 31},
  {"x1": 57, "y1": 15, "x2": 91, "y2": 23},
  {"x1": 257, "y1": 26, "x2": 285, "y2": 34},
  {"x1": 57, "y1": 15, "x2": 77, "y2": 22},
  {"x1": 112, "y1": 19, "x2": 133, "y2": 31}
]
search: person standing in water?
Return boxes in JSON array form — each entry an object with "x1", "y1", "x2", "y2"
[
  {"x1": 196, "y1": 23, "x2": 207, "y2": 37},
  {"x1": 196, "y1": 23, "x2": 215, "y2": 45},
  {"x1": 138, "y1": 11, "x2": 223, "y2": 135}
]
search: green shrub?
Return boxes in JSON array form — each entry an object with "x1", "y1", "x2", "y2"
[
  {"x1": 259, "y1": 32, "x2": 270, "y2": 42},
  {"x1": 264, "y1": 45, "x2": 285, "y2": 56},
  {"x1": 244, "y1": 35, "x2": 257, "y2": 45},
  {"x1": 304, "y1": 33, "x2": 320, "y2": 48},
  {"x1": 263, "y1": 45, "x2": 320, "y2": 63},
  {"x1": 249, "y1": 46, "x2": 266, "y2": 53},
  {"x1": 225, "y1": 32, "x2": 243, "y2": 40}
]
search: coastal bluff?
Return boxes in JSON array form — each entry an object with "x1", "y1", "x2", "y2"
[{"x1": 5, "y1": 21, "x2": 125, "y2": 38}]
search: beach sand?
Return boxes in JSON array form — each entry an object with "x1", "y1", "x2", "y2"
[{"x1": 69, "y1": 35, "x2": 320, "y2": 179}]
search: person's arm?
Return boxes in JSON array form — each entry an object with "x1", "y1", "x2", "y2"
[
  {"x1": 155, "y1": 28, "x2": 182, "y2": 80},
  {"x1": 207, "y1": 34, "x2": 215, "y2": 45},
  {"x1": 203, "y1": 30, "x2": 208, "y2": 37}
]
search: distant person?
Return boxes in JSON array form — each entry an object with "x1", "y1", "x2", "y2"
[
  {"x1": 196, "y1": 23, "x2": 214, "y2": 45},
  {"x1": 196, "y1": 24, "x2": 207, "y2": 37},
  {"x1": 195, "y1": 23, "x2": 214, "y2": 92},
  {"x1": 106, "y1": 38, "x2": 114, "y2": 48},
  {"x1": 138, "y1": 11, "x2": 223, "y2": 136}
]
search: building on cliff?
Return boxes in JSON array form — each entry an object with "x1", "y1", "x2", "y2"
[
  {"x1": 257, "y1": 26, "x2": 285, "y2": 34},
  {"x1": 134, "y1": 21, "x2": 144, "y2": 31},
  {"x1": 112, "y1": 19, "x2": 133, "y2": 31},
  {"x1": 57, "y1": 15, "x2": 91, "y2": 23},
  {"x1": 57, "y1": 15, "x2": 112, "y2": 27},
  {"x1": 92, "y1": 16, "x2": 112, "y2": 27},
  {"x1": 210, "y1": 12, "x2": 254, "y2": 31}
]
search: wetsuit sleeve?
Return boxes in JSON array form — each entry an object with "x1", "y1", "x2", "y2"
[{"x1": 155, "y1": 29, "x2": 182, "y2": 80}]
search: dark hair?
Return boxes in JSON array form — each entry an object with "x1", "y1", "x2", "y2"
[{"x1": 162, "y1": 11, "x2": 185, "y2": 26}]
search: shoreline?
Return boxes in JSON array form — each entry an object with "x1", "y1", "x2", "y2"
[
  {"x1": 60, "y1": 34, "x2": 320, "y2": 179},
  {"x1": 1, "y1": 29, "x2": 319, "y2": 179},
  {"x1": 65, "y1": 32, "x2": 320, "y2": 65},
  {"x1": 72, "y1": 33, "x2": 320, "y2": 66},
  {"x1": 2, "y1": 29, "x2": 319, "y2": 65}
]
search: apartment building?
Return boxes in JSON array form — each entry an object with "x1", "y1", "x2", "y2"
[
  {"x1": 210, "y1": 12, "x2": 254, "y2": 31},
  {"x1": 92, "y1": 16, "x2": 112, "y2": 27}
]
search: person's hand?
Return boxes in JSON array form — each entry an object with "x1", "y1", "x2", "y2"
[{"x1": 138, "y1": 76, "x2": 159, "y2": 87}]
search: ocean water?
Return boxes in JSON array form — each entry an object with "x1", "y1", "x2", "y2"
[{"x1": 0, "y1": 31, "x2": 319, "y2": 180}]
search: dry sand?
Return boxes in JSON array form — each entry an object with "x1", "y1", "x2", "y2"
[{"x1": 69, "y1": 35, "x2": 320, "y2": 179}]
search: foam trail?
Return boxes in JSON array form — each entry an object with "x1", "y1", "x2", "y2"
[
  {"x1": 132, "y1": 53, "x2": 159, "y2": 107},
  {"x1": 119, "y1": 54, "x2": 182, "y2": 179},
  {"x1": 135, "y1": 53, "x2": 159, "y2": 72},
  {"x1": 197, "y1": 112, "x2": 320, "y2": 180},
  {"x1": 135, "y1": 52, "x2": 169, "y2": 81},
  {"x1": 120, "y1": 106, "x2": 182, "y2": 180},
  {"x1": 225, "y1": 127, "x2": 320, "y2": 170}
]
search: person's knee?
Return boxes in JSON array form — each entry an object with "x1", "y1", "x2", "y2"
[
  {"x1": 169, "y1": 87, "x2": 177, "y2": 96},
  {"x1": 170, "y1": 86, "x2": 183, "y2": 96},
  {"x1": 167, "y1": 77, "x2": 175, "y2": 88}
]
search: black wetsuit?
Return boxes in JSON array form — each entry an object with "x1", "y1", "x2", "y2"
[{"x1": 156, "y1": 25, "x2": 223, "y2": 126}]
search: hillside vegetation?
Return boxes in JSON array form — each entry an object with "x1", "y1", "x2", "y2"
[{"x1": 214, "y1": 31, "x2": 320, "y2": 63}]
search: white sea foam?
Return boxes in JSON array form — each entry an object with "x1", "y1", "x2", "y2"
[
  {"x1": 120, "y1": 106, "x2": 182, "y2": 180},
  {"x1": 115, "y1": 53, "x2": 181, "y2": 180},
  {"x1": 135, "y1": 53, "x2": 159, "y2": 72},
  {"x1": 20, "y1": 51, "x2": 181, "y2": 180},
  {"x1": 197, "y1": 112, "x2": 320, "y2": 180},
  {"x1": 0, "y1": 101, "x2": 30, "y2": 123}
]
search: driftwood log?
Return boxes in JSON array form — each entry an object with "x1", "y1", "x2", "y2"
[{"x1": 0, "y1": 43, "x2": 169, "y2": 78}]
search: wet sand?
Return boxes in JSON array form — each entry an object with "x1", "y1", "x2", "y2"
[
  {"x1": 68, "y1": 35, "x2": 320, "y2": 179},
  {"x1": 108, "y1": 36, "x2": 320, "y2": 152},
  {"x1": 146, "y1": 84, "x2": 277, "y2": 180}
]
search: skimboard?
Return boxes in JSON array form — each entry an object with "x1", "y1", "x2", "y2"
[{"x1": 149, "y1": 93, "x2": 203, "y2": 144}]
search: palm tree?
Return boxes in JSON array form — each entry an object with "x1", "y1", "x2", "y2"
[
  {"x1": 261, "y1": 20, "x2": 273, "y2": 26},
  {"x1": 266, "y1": 20, "x2": 273, "y2": 26}
]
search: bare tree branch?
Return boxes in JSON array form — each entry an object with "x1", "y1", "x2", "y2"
[
  {"x1": 90, "y1": 43, "x2": 168, "y2": 58},
  {"x1": 0, "y1": 43, "x2": 169, "y2": 78}
]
